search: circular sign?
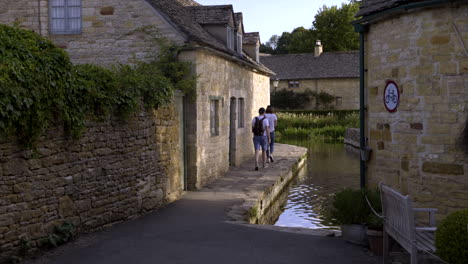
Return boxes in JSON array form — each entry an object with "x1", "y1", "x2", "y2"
[{"x1": 384, "y1": 81, "x2": 399, "y2": 112}]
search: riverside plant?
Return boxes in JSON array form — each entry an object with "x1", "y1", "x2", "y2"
[{"x1": 276, "y1": 111, "x2": 359, "y2": 140}]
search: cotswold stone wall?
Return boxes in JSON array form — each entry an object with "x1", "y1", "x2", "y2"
[
  {"x1": 0, "y1": 107, "x2": 182, "y2": 261},
  {"x1": 364, "y1": 5, "x2": 468, "y2": 217},
  {"x1": 0, "y1": 0, "x2": 185, "y2": 66},
  {"x1": 272, "y1": 78, "x2": 359, "y2": 110},
  {"x1": 180, "y1": 49, "x2": 270, "y2": 189}
]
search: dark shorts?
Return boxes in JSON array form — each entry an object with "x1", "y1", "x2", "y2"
[{"x1": 253, "y1": 135, "x2": 267, "y2": 151}]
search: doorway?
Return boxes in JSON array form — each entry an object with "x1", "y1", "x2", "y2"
[{"x1": 229, "y1": 97, "x2": 237, "y2": 166}]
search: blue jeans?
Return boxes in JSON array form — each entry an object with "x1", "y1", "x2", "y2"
[{"x1": 267, "y1": 131, "x2": 275, "y2": 157}]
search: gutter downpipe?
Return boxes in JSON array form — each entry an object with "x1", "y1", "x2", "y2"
[{"x1": 354, "y1": 23, "x2": 368, "y2": 189}]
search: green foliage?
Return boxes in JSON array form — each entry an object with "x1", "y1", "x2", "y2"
[
  {"x1": 313, "y1": 2, "x2": 360, "y2": 52},
  {"x1": 328, "y1": 188, "x2": 382, "y2": 227},
  {"x1": 261, "y1": 2, "x2": 360, "y2": 54},
  {"x1": 435, "y1": 209, "x2": 468, "y2": 264},
  {"x1": 38, "y1": 221, "x2": 76, "y2": 249},
  {"x1": 329, "y1": 188, "x2": 370, "y2": 225},
  {"x1": 0, "y1": 24, "x2": 73, "y2": 147},
  {"x1": 271, "y1": 89, "x2": 335, "y2": 110},
  {"x1": 0, "y1": 25, "x2": 196, "y2": 147},
  {"x1": 275, "y1": 111, "x2": 359, "y2": 140}
]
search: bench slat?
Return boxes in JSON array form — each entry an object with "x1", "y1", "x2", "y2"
[{"x1": 416, "y1": 231, "x2": 435, "y2": 252}]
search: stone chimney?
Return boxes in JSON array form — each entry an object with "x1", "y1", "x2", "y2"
[{"x1": 314, "y1": 40, "x2": 323, "y2": 57}]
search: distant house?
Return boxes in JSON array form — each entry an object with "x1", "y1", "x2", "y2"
[
  {"x1": 260, "y1": 41, "x2": 359, "y2": 110},
  {"x1": 353, "y1": 0, "x2": 468, "y2": 216}
]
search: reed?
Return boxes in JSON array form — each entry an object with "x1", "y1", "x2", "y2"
[{"x1": 276, "y1": 111, "x2": 359, "y2": 140}]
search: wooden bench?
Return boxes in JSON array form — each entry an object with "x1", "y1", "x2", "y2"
[{"x1": 379, "y1": 183, "x2": 438, "y2": 264}]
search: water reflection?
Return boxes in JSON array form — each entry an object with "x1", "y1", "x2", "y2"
[{"x1": 274, "y1": 139, "x2": 360, "y2": 230}]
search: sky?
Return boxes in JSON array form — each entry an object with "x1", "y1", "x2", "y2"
[{"x1": 196, "y1": 0, "x2": 348, "y2": 43}]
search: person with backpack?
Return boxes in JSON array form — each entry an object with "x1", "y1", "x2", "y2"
[
  {"x1": 265, "y1": 105, "x2": 278, "y2": 162},
  {"x1": 252, "y1": 107, "x2": 270, "y2": 170}
]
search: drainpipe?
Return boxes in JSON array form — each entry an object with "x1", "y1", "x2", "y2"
[{"x1": 354, "y1": 23, "x2": 368, "y2": 189}]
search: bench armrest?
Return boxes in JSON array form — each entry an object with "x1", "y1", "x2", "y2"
[
  {"x1": 413, "y1": 208, "x2": 438, "y2": 227},
  {"x1": 415, "y1": 227, "x2": 437, "y2": 232}
]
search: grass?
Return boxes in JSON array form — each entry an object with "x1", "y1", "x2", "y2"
[{"x1": 276, "y1": 111, "x2": 359, "y2": 140}]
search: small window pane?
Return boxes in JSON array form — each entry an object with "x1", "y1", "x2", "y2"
[
  {"x1": 69, "y1": 19, "x2": 81, "y2": 31},
  {"x1": 210, "y1": 100, "x2": 219, "y2": 136},
  {"x1": 68, "y1": 0, "x2": 81, "y2": 6},
  {"x1": 51, "y1": 7, "x2": 65, "y2": 18},
  {"x1": 52, "y1": 19, "x2": 66, "y2": 31},
  {"x1": 68, "y1": 7, "x2": 81, "y2": 18},
  {"x1": 238, "y1": 98, "x2": 244, "y2": 128},
  {"x1": 51, "y1": 0, "x2": 65, "y2": 7}
]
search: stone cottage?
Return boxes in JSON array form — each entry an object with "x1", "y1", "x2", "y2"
[
  {"x1": 0, "y1": 0, "x2": 272, "y2": 259},
  {"x1": 260, "y1": 41, "x2": 360, "y2": 110},
  {"x1": 353, "y1": 0, "x2": 468, "y2": 217}
]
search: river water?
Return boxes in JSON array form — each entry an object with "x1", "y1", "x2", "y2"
[{"x1": 273, "y1": 139, "x2": 360, "y2": 230}]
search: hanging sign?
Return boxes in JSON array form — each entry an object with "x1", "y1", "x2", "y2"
[{"x1": 384, "y1": 80, "x2": 399, "y2": 113}]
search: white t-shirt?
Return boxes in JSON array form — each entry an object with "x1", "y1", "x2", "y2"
[
  {"x1": 265, "y1": 113, "x2": 278, "y2": 132},
  {"x1": 251, "y1": 115, "x2": 269, "y2": 136}
]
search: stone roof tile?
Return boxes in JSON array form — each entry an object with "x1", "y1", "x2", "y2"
[
  {"x1": 356, "y1": 0, "x2": 418, "y2": 17},
  {"x1": 260, "y1": 52, "x2": 359, "y2": 80},
  {"x1": 189, "y1": 5, "x2": 234, "y2": 25}
]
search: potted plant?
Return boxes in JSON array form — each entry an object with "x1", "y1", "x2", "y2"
[{"x1": 328, "y1": 188, "x2": 370, "y2": 246}]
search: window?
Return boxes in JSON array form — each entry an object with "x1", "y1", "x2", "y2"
[
  {"x1": 226, "y1": 26, "x2": 235, "y2": 50},
  {"x1": 236, "y1": 33, "x2": 243, "y2": 54},
  {"x1": 50, "y1": 0, "x2": 82, "y2": 34},
  {"x1": 210, "y1": 99, "x2": 220, "y2": 136},
  {"x1": 288, "y1": 81, "x2": 300, "y2": 88},
  {"x1": 238, "y1": 98, "x2": 244, "y2": 128},
  {"x1": 336, "y1": 97, "x2": 343, "y2": 106}
]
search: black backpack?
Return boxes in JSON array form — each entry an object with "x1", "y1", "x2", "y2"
[{"x1": 252, "y1": 116, "x2": 266, "y2": 136}]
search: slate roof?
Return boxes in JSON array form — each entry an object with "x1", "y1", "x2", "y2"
[
  {"x1": 175, "y1": 0, "x2": 201, "y2": 7},
  {"x1": 260, "y1": 52, "x2": 359, "y2": 80},
  {"x1": 243, "y1": 32, "x2": 260, "y2": 45},
  {"x1": 144, "y1": 0, "x2": 273, "y2": 75},
  {"x1": 356, "y1": 0, "x2": 426, "y2": 17},
  {"x1": 189, "y1": 5, "x2": 234, "y2": 25}
]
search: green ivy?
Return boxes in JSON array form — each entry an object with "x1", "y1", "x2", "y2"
[{"x1": 0, "y1": 25, "x2": 196, "y2": 147}]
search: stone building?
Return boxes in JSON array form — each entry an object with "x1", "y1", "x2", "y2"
[
  {"x1": 0, "y1": 0, "x2": 272, "y2": 259},
  {"x1": 353, "y1": 0, "x2": 468, "y2": 217},
  {"x1": 0, "y1": 0, "x2": 272, "y2": 190},
  {"x1": 260, "y1": 42, "x2": 359, "y2": 110}
]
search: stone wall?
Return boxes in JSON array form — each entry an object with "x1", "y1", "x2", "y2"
[
  {"x1": 0, "y1": 107, "x2": 182, "y2": 261},
  {"x1": 0, "y1": 0, "x2": 185, "y2": 66},
  {"x1": 181, "y1": 49, "x2": 270, "y2": 189},
  {"x1": 364, "y1": 4, "x2": 468, "y2": 218},
  {"x1": 272, "y1": 78, "x2": 359, "y2": 110}
]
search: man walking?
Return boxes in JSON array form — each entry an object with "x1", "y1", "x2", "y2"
[{"x1": 252, "y1": 107, "x2": 270, "y2": 170}]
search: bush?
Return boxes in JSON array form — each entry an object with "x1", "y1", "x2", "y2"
[
  {"x1": 329, "y1": 188, "x2": 370, "y2": 225},
  {"x1": 0, "y1": 25, "x2": 195, "y2": 147},
  {"x1": 435, "y1": 209, "x2": 468, "y2": 264}
]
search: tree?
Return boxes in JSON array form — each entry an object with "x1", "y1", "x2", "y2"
[
  {"x1": 260, "y1": 35, "x2": 279, "y2": 54},
  {"x1": 287, "y1": 27, "x2": 316, "y2": 54},
  {"x1": 260, "y1": 1, "x2": 360, "y2": 54},
  {"x1": 312, "y1": 2, "x2": 359, "y2": 52}
]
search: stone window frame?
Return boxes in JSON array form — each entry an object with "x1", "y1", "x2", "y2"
[
  {"x1": 238, "y1": 98, "x2": 245, "y2": 128},
  {"x1": 210, "y1": 97, "x2": 220, "y2": 136},
  {"x1": 49, "y1": 0, "x2": 82, "y2": 35},
  {"x1": 288, "y1": 80, "x2": 300, "y2": 88}
]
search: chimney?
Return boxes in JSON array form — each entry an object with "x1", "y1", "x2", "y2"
[{"x1": 314, "y1": 40, "x2": 323, "y2": 57}]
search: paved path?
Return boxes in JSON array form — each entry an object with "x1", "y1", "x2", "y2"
[{"x1": 24, "y1": 144, "x2": 380, "y2": 264}]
